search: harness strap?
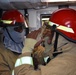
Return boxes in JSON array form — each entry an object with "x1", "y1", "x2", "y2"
[{"x1": 53, "y1": 32, "x2": 60, "y2": 57}]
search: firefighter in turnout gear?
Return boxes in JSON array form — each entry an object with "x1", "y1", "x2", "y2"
[
  {"x1": 13, "y1": 8, "x2": 76, "y2": 75},
  {"x1": 0, "y1": 10, "x2": 28, "y2": 75}
]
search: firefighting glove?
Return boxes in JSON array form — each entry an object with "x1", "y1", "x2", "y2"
[{"x1": 32, "y1": 45, "x2": 45, "y2": 69}]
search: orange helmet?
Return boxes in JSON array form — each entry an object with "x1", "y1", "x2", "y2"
[
  {"x1": 49, "y1": 8, "x2": 76, "y2": 43},
  {"x1": 1, "y1": 10, "x2": 28, "y2": 27}
]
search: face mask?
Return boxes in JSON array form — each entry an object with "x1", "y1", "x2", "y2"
[
  {"x1": 3, "y1": 27, "x2": 26, "y2": 53},
  {"x1": 4, "y1": 27, "x2": 25, "y2": 43},
  {"x1": 10, "y1": 29, "x2": 25, "y2": 43}
]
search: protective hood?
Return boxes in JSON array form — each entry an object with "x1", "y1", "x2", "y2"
[{"x1": 3, "y1": 27, "x2": 25, "y2": 53}]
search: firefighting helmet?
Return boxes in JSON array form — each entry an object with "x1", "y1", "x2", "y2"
[
  {"x1": 49, "y1": 8, "x2": 76, "y2": 43},
  {"x1": 1, "y1": 10, "x2": 28, "y2": 27}
]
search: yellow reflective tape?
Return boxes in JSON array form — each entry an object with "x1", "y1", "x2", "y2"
[
  {"x1": 57, "y1": 25, "x2": 74, "y2": 33},
  {"x1": 49, "y1": 21, "x2": 59, "y2": 26},
  {"x1": 15, "y1": 58, "x2": 21, "y2": 67},
  {"x1": 24, "y1": 21, "x2": 28, "y2": 28},
  {"x1": 15, "y1": 56, "x2": 33, "y2": 67},
  {"x1": 12, "y1": 70, "x2": 14, "y2": 75},
  {"x1": 44, "y1": 56, "x2": 50, "y2": 63},
  {"x1": 48, "y1": 21, "x2": 74, "y2": 33},
  {"x1": 0, "y1": 20, "x2": 12, "y2": 24}
]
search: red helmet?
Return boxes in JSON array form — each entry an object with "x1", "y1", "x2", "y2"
[
  {"x1": 1, "y1": 10, "x2": 28, "y2": 27},
  {"x1": 49, "y1": 8, "x2": 76, "y2": 43}
]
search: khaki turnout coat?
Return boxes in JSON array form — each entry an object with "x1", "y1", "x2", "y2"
[
  {"x1": 14, "y1": 35, "x2": 76, "y2": 75},
  {"x1": 0, "y1": 43, "x2": 19, "y2": 75}
]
